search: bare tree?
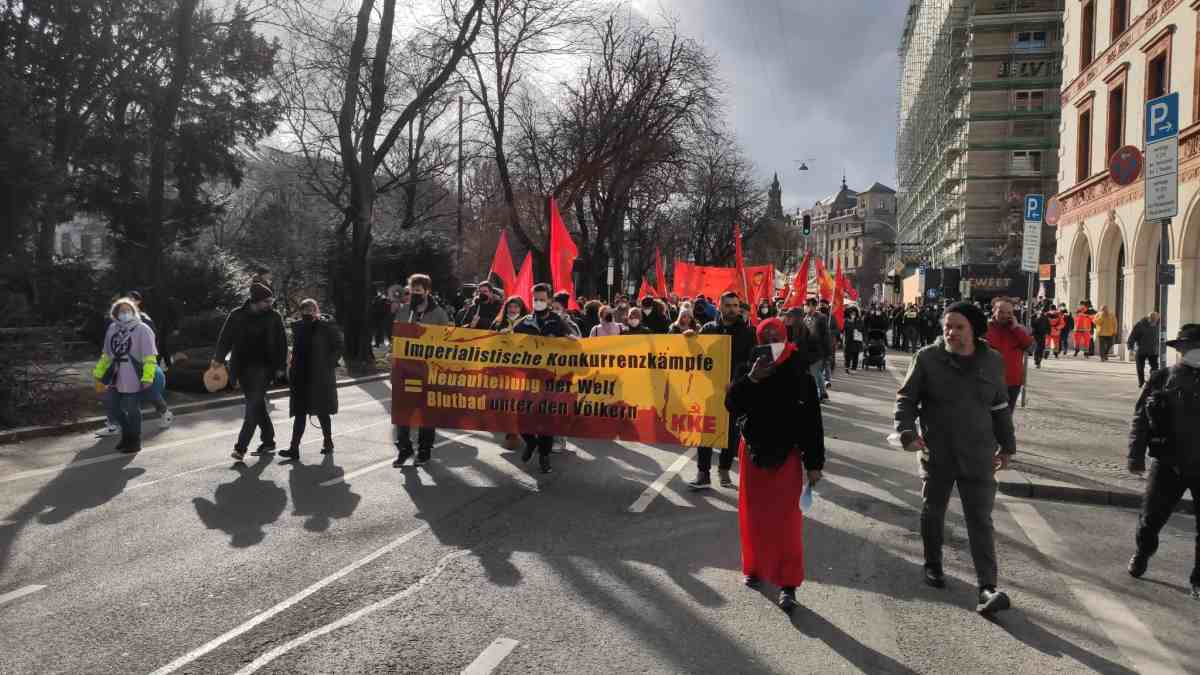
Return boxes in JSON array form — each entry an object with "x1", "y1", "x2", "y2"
[{"x1": 675, "y1": 128, "x2": 767, "y2": 266}]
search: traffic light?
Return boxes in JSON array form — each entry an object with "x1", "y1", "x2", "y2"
[{"x1": 801, "y1": 214, "x2": 812, "y2": 236}]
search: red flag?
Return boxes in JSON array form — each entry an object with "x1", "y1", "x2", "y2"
[
  {"x1": 489, "y1": 230, "x2": 517, "y2": 298},
  {"x1": 655, "y1": 249, "x2": 668, "y2": 298},
  {"x1": 815, "y1": 257, "x2": 834, "y2": 302},
  {"x1": 514, "y1": 253, "x2": 534, "y2": 309},
  {"x1": 832, "y1": 258, "x2": 846, "y2": 330},
  {"x1": 777, "y1": 282, "x2": 790, "y2": 303},
  {"x1": 847, "y1": 286, "x2": 860, "y2": 302},
  {"x1": 549, "y1": 197, "x2": 579, "y2": 310},
  {"x1": 639, "y1": 277, "x2": 657, "y2": 300},
  {"x1": 785, "y1": 251, "x2": 812, "y2": 309},
  {"x1": 734, "y1": 224, "x2": 748, "y2": 302}
]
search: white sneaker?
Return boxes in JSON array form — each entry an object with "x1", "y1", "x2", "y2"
[
  {"x1": 159, "y1": 410, "x2": 175, "y2": 429},
  {"x1": 95, "y1": 423, "x2": 120, "y2": 438}
]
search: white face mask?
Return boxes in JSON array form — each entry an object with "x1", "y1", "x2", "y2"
[
  {"x1": 532, "y1": 300, "x2": 548, "y2": 312},
  {"x1": 118, "y1": 311, "x2": 135, "y2": 324},
  {"x1": 507, "y1": 312, "x2": 520, "y2": 321},
  {"x1": 628, "y1": 318, "x2": 641, "y2": 328},
  {"x1": 1182, "y1": 348, "x2": 1200, "y2": 367},
  {"x1": 769, "y1": 342, "x2": 786, "y2": 362}
]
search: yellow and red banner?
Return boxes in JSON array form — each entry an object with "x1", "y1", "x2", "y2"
[{"x1": 391, "y1": 324, "x2": 732, "y2": 447}]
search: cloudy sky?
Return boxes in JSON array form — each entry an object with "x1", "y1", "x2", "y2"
[{"x1": 631, "y1": 0, "x2": 910, "y2": 213}]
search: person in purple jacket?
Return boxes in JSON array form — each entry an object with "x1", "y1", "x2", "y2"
[{"x1": 92, "y1": 297, "x2": 160, "y2": 453}]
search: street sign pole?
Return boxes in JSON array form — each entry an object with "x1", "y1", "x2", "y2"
[
  {"x1": 1160, "y1": 218, "x2": 1170, "y2": 364},
  {"x1": 1020, "y1": 194, "x2": 1044, "y2": 409},
  {"x1": 1144, "y1": 92, "x2": 1180, "y2": 366}
]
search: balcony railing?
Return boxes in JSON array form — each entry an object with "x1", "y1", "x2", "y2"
[{"x1": 974, "y1": 0, "x2": 1064, "y2": 15}]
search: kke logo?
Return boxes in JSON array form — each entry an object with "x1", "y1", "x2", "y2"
[{"x1": 670, "y1": 405, "x2": 717, "y2": 434}]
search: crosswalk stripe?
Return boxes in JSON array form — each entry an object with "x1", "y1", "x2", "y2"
[{"x1": 628, "y1": 449, "x2": 696, "y2": 513}]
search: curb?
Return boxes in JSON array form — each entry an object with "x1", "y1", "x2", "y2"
[
  {"x1": 0, "y1": 373, "x2": 391, "y2": 446},
  {"x1": 997, "y1": 469, "x2": 1194, "y2": 512}
]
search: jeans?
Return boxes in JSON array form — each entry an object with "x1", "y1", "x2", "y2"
[
  {"x1": 397, "y1": 425, "x2": 436, "y2": 451},
  {"x1": 1033, "y1": 337, "x2": 1046, "y2": 366},
  {"x1": 1136, "y1": 353, "x2": 1160, "y2": 387},
  {"x1": 114, "y1": 392, "x2": 143, "y2": 437},
  {"x1": 823, "y1": 355, "x2": 834, "y2": 383},
  {"x1": 922, "y1": 472, "x2": 999, "y2": 588},
  {"x1": 697, "y1": 414, "x2": 739, "y2": 474},
  {"x1": 105, "y1": 368, "x2": 167, "y2": 425},
  {"x1": 810, "y1": 361, "x2": 827, "y2": 398},
  {"x1": 1135, "y1": 461, "x2": 1200, "y2": 583},
  {"x1": 291, "y1": 414, "x2": 332, "y2": 448},
  {"x1": 236, "y1": 365, "x2": 274, "y2": 451}
]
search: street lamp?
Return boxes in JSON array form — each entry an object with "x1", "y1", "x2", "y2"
[{"x1": 794, "y1": 158, "x2": 815, "y2": 172}]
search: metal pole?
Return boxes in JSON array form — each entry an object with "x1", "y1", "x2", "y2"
[
  {"x1": 456, "y1": 96, "x2": 464, "y2": 272},
  {"x1": 1158, "y1": 218, "x2": 1170, "y2": 364},
  {"x1": 1021, "y1": 270, "x2": 1034, "y2": 407}
]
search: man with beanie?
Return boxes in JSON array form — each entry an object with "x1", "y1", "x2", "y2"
[
  {"x1": 213, "y1": 283, "x2": 288, "y2": 462},
  {"x1": 1126, "y1": 324, "x2": 1200, "y2": 600},
  {"x1": 895, "y1": 300, "x2": 1017, "y2": 616},
  {"x1": 984, "y1": 297, "x2": 1034, "y2": 414}
]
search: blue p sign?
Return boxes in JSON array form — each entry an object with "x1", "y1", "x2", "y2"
[
  {"x1": 1145, "y1": 93, "x2": 1179, "y2": 144},
  {"x1": 1024, "y1": 195, "x2": 1044, "y2": 223}
]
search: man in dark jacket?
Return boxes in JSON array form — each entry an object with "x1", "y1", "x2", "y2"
[
  {"x1": 280, "y1": 298, "x2": 344, "y2": 460},
  {"x1": 895, "y1": 301, "x2": 1017, "y2": 616},
  {"x1": 460, "y1": 281, "x2": 501, "y2": 330},
  {"x1": 393, "y1": 273, "x2": 453, "y2": 468},
  {"x1": 370, "y1": 288, "x2": 392, "y2": 348},
  {"x1": 803, "y1": 298, "x2": 833, "y2": 401},
  {"x1": 1031, "y1": 308, "x2": 1050, "y2": 368},
  {"x1": 1128, "y1": 311, "x2": 1163, "y2": 387},
  {"x1": 1126, "y1": 324, "x2": 1200, "y2": 599},
  {"x1": 688, "y1": 291, "x2": 756, "y2": 490},
  {"x1": 213, "y1": 283, "x2": 289, "y2": 462},
  {"x1": 513, "y1": 283, "x2": 570, "y2": 474}
]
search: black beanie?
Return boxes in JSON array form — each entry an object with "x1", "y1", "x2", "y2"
[
  {"x1": 944, "y1": 301, "x2": 987, "y2": 339},
  {"x1": 250, "y1": 282, "x2": 274, "y2": 303}
]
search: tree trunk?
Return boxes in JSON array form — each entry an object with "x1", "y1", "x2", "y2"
[{"x1": 344, "y1": 185, "x2": 375, "y2": 366}]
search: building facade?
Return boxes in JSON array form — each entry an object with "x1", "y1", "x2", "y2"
[
  {"x1": 801, "y1": 180, "x2": 898, "y2": 300},
  {"x1": 897, "y1": 0, "x2": 1064, "y2": 281},
  {"x1": 1053, "y1": 0, "x2": 1200, "y2": 360}
]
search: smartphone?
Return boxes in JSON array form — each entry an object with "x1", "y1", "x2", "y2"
[{"x1": 751, "y1": 344, "x2": 775, "y2": 363}]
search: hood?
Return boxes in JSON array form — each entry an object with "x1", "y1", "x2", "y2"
[{"x1": 109, "y1": 300, "x2": 143, "y2": 327}]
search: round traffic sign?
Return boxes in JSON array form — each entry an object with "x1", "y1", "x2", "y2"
[
  {"x1": 1109, "y1": 145, "x2": 1143, "y2": 186},
  {"x1": 1044, "y1": 197, "x2": 1061, "y2": 226}
]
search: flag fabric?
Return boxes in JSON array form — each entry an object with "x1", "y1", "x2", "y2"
[
  {"x1": 831, "y1": 258, "x2": 847, "y2": 330},
  {"x1": 514, "y1": 253, "x2": 534, "y2": 309},
  {"x1": 785, "y1": 252, "x2": 812, "y2": 310},
  {"x1": 639, "y1": 277, "x2": 657, "y2": 300},
  {"x1": 548, "y1": 197, "x2": 579, "y2": 310},
  {"x1": 673, "y1": 261, "x2": 774, "y2": 304},
  {"x1": 734, "y1": 224, "x2": 749, "y2": 302},
  {"x1": 815, "y1": 257, "x2": 834, "y2": 302},
  {"x1": 489, "y1": 230, "x2": 517, "y2": 299},
  {"x1": 777, "y1": 282, "x2": 790, "y2": 304},
  {"x1": 655, "y1": 249, "x2": 668, "y2": 298},
  {"x1": 847, "y1": 286, "x2": 860, "y2": 302}
]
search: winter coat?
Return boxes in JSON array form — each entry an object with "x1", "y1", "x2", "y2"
[
  {"x1": 726, "y1": 352, "x2": 825, "y2": 471},
  {"x1": 1031, "y1": 315, "x2": 1051, "y2": 338},
  {"x1": 641, "y1": 304, "x2": 671, "y2": 334},
  {"x1": 842, "y1": 318, "x2": 865, "y2": 354},
  {"x1": 214, "y1": 305, "x2": 288, "y2": 380},
  {"x1": 1047, "y1": 313, "x2": 1065, "y2": 338},
  {"x1": 513, "y1": 310, "x2": 570, "y2": 338},
  {"x1": 395, "y1": 298, "x2": 452, "y2": 327},
  {"x1": 801, "y1": 312, "x2": 832, "y2": 359},
  {"x1": 984, "y1": 320, "x2": 1034, "y2": 386},
  {"x1": 461, "y1": 299, "x2": 501, "y2": 330},
  {"x1": 1127, "y1": 317, "x2": 1162, "y2": 356},
  {"x1": 1094, "y1": 311, "x2": 1118, "y2": 338},
  {"x1": 700, "y1": 316, "x2": 757, "y2": 381},
  {"x1": 1129, "y1": 363, "x2": 1200, "y2": 474},
  {"x1": 288, "y1": 316, "x2": 344, "y2": 417},
  {"x1": 894, "y1": 337, "x2": 1017, "y2": 481}
]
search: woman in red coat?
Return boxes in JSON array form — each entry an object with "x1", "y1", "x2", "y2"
[{"x1": 727, "y1": 317, "x2": 827, "y2": 611}]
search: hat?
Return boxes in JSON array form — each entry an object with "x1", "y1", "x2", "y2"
[
  {"x1": 250, "y1": 283, "x2": 273, "y2": 303},
  {"x1": 1165, "y1": 324, "x2": 1200, "y2": 350},
  {"x1": 944, "y1": 301, "x2": 987, "y2": 339}
]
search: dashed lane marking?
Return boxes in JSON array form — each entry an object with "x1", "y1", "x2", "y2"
[
  {"x1": 461, "y1": 637, "x2": 521, "y2": 675},
  {"x1": 0, "y1": 585, "x2": 45, "y2": 607},
  {"x1": 628, "y1": 449, "x2": 696, "y2": 513}
]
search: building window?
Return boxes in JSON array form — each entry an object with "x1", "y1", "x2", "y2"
[
  {"x1": 1142, "y1": 26, "x2": 1174, "y2": 102},
  {"x1": 1111, "y1": 0, "x2": 1129, "y2": 40},
  {"x1": 1015, "y1": 31, "x2": 1047, "y2": 49},
  {"x1": 1078, "y1": 105, "x2": 1093, "y2": 182},
  {"x1": 1107, "y1": 84, "x2": 1124, "y2": 162},
  {"x1": 1014, "y1": 90, "x2": 1045, "y2": 111},
  {"x1": 1081, "y1": 1, "x2": 1096, "y2": 68},
  {"x1": 1012, "y1": 150, "x2": 1043, "y2": 174}
]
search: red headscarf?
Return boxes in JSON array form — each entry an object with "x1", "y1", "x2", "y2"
[{"x1": 755, "y1": 317, "x2": 796, "y2": 367}]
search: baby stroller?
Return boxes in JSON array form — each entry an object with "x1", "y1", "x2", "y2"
[{"x1": 863, "y1": 329, "x2": 887, "y2": 371}]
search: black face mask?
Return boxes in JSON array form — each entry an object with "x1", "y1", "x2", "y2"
[
  {"x1": 411, "y1": 294, "x2": 425, "y2": 306},
  {"x1": 302, "y1": 314, "x2": 315, "y2": 322}
]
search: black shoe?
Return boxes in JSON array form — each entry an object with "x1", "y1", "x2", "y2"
[
  {"x1": 539, "y1": 455, "x2": 552, "y2": 474},
  {"x1": 321, "y1": 437, "x2": 334, "y2": 454},
  {"x1": 393, "y1": 445, "x2": 414, "y2": 468},
  {"x1": 231, "y1": 448, "x2": 246, "y2": 462},
  {"x1": 820, "y1": 393, "x2": 830, "y2": 402},
  {"x1": 718, "y1": 469, "x2": 734, "y2": 489},
  {"x1": 122, "y1": 436, "x2": 141, "y2": 454},
  {"x1": 977, "y1": 587, "x2": 1011, "y2": 615},
  {"x1": 521, "y1": 444, "x2": 535, "y2": 463},
  {"x1": 688, "y1": 472, "x2": 711, "y2": 491},
  {"x1": 779, "y1": 588, "x2": 798, "y2": 612},
  {"x1": 923, "y1": 564, "x2": 946, "y2": 588},
  {"x1": 1191, "y1": 581, "x2": 1199, "y2": 600},
  {"x1": 250, "y1": 442, "x2": 276, "y2": 456},
  {"x1": 114, "y1": 434, "x2": 130, "y2": 452},
  {"x1": 278, "y1": 448, "x2": 299, "y2": 461},
  {"x1": 744, "y1": 575, "x2": 760, "y2": 588},
  {"x1": 415, "y1": 450, "x2": 431, "y2": 466},
  {"x1": 1128, "y1": 553, "x2": 1149, "y2": 578}
]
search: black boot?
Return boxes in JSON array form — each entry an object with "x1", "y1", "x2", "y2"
[
  {"x1": 779, "y1": 587, "x2": 798, "y2": 612},
  {"x1": 687, "y1": 471, "x2": 711, "y2": 491},
  {"x1": 114, "y1": 433, "x2": 130, "y2": 452},
  {"x1": 1128, "y1": 552, "x2": 1150, "y2": 578},
  {"x1": 278, "y1": 446, "x2": 300, "y2": 461},
  {"x1": 538, "y1": 453, "x2": 552, "y2": 474},
  {"x1": 977, "y1": 586, "x2": 1011, "y2": 615},
  {"x1": 251, "y1": 441, "x2": 276, "y2": 456},
  {"x1": 321, "y1": 436, "x2": 334, "y2": 454},
  {"x1": 393, "y1": 444, "x2": 414, "y2": 468},
  {"x1": 122, "y1": 435, "x2": 142, "y2": 454},
  {"x1": 923, "y1": 563, "x2": 946, "y2": 588}
]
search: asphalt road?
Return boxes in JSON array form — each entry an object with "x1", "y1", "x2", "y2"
[{"x1": 0, "y1": 372, "x2": 1196, "y2": 674}]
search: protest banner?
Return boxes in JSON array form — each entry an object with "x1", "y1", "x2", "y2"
[{"x1": 391, "y1": 324, "x2": 733, "y2": 447}]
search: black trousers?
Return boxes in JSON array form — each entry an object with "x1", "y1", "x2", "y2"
[
  {"x1": 1006, "y1": 385, "x2": 1022, "y2": 415},
  {"x1": 521, "y1": 434, "x2": 553, "y2": 458},
  {"x1": 1033, "y1": 336, "x2": 1046, "y2": 366},
  {"x1": 236, "y1": 365, "x2": 274, "y2": 451},
  {"x1": 291, "y1": 413, "x2": 331, "y2": 448},
  {"x1": 697, "y1": 415, "x2": 739, "y2": 473},
  {"x1": 1136, "y1": 353, "x2": 1159, "y2": 387},
  {"x1": 1135, "y1": 461, "x2": 1200, "y2": 583},
  {"x1": 845, "y1": 347, "x2": 861, "y2": 370},
  {"x1": 922, "y1": 472, "x2": 999, "y2": 588},
  {"x1": 397, "y1": 425, "x2": 436, "y2": 451}
]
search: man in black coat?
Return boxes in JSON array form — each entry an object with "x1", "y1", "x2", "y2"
[
  {"x1": 460, "y1": 280, "x2": 502, "y2": 330},
  {"x1": 688, "y1": 291, "x2": 756, "y2": 490},
  {"x1": 1127, "y1": 311, "x2": 1163, "y2": 387},
  {"x1": 513, "y1": 283, "x2": 570, "y2": 474},
  {"x1": 279, "y1": 299, "x2": 344, "y2": 461},
  {"x1": 213, "y1": 283, "x2": 289, "y2": 462},
  {"x1": 1126, "y1": 324, "x2": 1200, "y2": 600}
]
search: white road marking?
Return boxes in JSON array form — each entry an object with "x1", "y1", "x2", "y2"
[
  {"x1": 1004, "y1": 502, "x2": 1187, "y2": 675},
  {"x1": 232, "y1": 549, "x2": 470, "y2": 675},
  {"x1": 461, "y1": 637, "x2": 521, "y2": 675},
  {"x1": 319, "y1": 432, "x2": 478, "y2": 487},
  {"x1": 701, "y1": 495, "x2": 738, "y2": 512},
  {"x1": 0, "y1": 584, "x2": 45, "y2": 606},
  {"x1": 0, "y1": 398, "x2": 385, "y2": 485},
  {"x1": 627, "y1": 449, "x2": 696, "y2": 513},
  {"x1": 149, "y1": 523, "x2": 432, "y2": 675},
  {"x1": 415, "y1": 468, "x2": 437, "y2": 486},
  {"x1": 127, "y1": 419, "x2": 395, "y2": 493}
]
